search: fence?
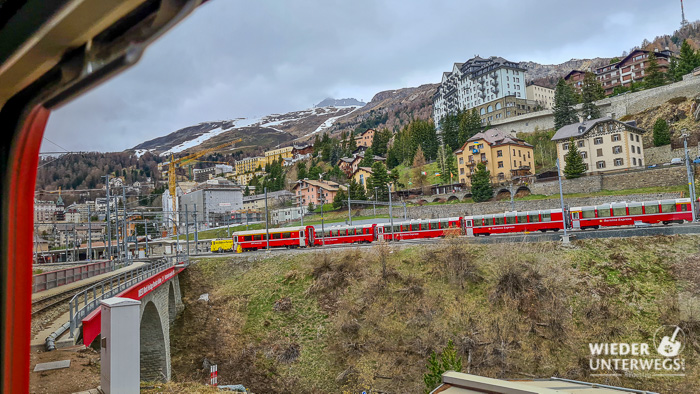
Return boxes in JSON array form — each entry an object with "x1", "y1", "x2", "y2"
[
  {"x1": 33, "y1": 260, "x2": 115, "y2": 293},
  {"x1": 68, "y1": 257, "x2": 184, "y2": 338}
]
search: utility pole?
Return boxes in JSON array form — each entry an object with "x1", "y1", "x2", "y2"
[
  {"x1": 104, "y1": 175, "x2": 111, "y2": 260},
  {"x1": 388, "y1": 183, "x2": 394, "y2": 241},
  {"x1": 265, "y1": 187, "x2": 270, "y2": 251},
  {"x1": 185, "y1": 204, "x2": 190, "y2": 257},
  {"x1": 374, "y1": 187, "x2": 378, "y2": 217},
  {"x1": 122, "y1": 186, "x2": 127, "y2": 260},
  {"x1": 347, "y1": 190, "x2": 352, "y2": 225},
  {"x1": 682, "y1": 131, "x2": 697, "y2": 221},
  {"x1": 403, "y1": 200, "x2": 407, "y2": 220},
  {"x1": 73, "y1": 225, "x2": 77, "y2": 262},
  {"x1": 194, "y1": 203, "x2": 199, "y2": 255},
  {"x1": 556, "y1": 159, "x2": 568, "y2": 240},
  {"x1": 87, "y1": 204, "x2": 92, "y2": 261},
  {"x1": 321, "y1": 193, "x2": 325, "y2": 246},
  {"x1": 145, "y1": 219, "x2": 149, "y2": 257}
]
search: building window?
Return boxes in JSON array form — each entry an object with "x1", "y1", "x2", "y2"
[
  {"x1": 613, "y1": 146, "x2": 622, "y2": 154},
  {"x1": 487, "y1": 105, "x2": 493, "y2": 113},
  {"x1": 597, "y1": 148, "x2": 603, "y2": 157},
  {"x1": 597, "y1": 161, "x2": 606, "y2": 169},
  {"x1": 528, "y1": 151, "x2": 531, "y2": 158},
  {"x1": 498, "y1": 161, "x2": 504, "y2": 168},
  {"x1": 612, "y1": 134, "x2": 621, "y2": 141},
  {"x1": 636, "y1": 135, "x2": 640, "y2": 142},
  {"x1": 608, "y1": 123, "x2": 614, "y2": 131},
  {"x1": 460, "y1": 168, "x2": 464, "y2": 175},
  {"x1": 459, "y1": 157, "x2": 464, "y2": 164},
  {"x1": 630, "y1": 146, "x2": 635, "y2": 154},
  {"x1": 637, "y1": 146, "x2": 641, "y2": 154},
  {"x1": 577, "y1": 140, "x2": 585, "y2": 147},
  {"x1": 614, "y1": 158, "x2": 624, "y2": 166},
  {"x1": 563, "y1": 143, "x2": 569, "y2": 151},
  {"x1": 633, "y1": 157, "x2": 637, "y2": 165},
  {"x1": 584, "y1": 163, "x2": 589, "y2": 171},
  {"x1": 497, "y1": 150, "x2": 503, "y2": 157},
  {"x1": 594, "y1": 137, "x2": 603, "y2": 145},
  {"x1": 480, "y1": 108, "x2": 485, "y2": 115},
  {"x1": 581, "y1": 151, "x2": 588, "y2": 159},
  {"x1": 468, "y1": 155, "x2": 473, "y2": 162}
]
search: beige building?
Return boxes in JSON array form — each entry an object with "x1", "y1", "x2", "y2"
[
  {"x1": 474, "y1": 95, "x2": 535, "y2": 125},
  {"x1": 264, "y1": 146, "x2": 293, "y2": 164},
  {"x1": 236, "y1": 171, "x2": 265, "y2": 186},
  {"x1": 552, "y1": 117, "x2": 646, "y2": 174},
  {"x1": 526, "y1": 83, "x2": 555, "y2": 109},
  {"x1": 455, "y1": 128, "x2": 534, "y2": 185},
  {"x1": 354, "y1": 128, "x2": 375, "y2": 148},
  {"x1": 235, "y1": 156, "x2": 264, "y2": 175}
]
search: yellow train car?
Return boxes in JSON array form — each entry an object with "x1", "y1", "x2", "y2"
[{"x1": 210, "y1": 238, "x2": 234, "y2": 253}]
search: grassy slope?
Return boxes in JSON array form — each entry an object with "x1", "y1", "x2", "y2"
[{"x1": 171, "y1": 236, "x2": 700, "y2": 393}]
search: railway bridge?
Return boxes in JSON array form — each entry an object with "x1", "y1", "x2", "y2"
[{"x1": 71, "y1": 257, "x2": 186, "y2": 381}]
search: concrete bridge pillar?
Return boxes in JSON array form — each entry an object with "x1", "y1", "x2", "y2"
[{"x1": 137, "y1": 275, "x2": 183, "y2": 382}]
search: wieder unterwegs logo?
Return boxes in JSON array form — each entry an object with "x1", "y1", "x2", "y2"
[{"x1": 588, "y1": 325, "x2": 686, "y2": 377}]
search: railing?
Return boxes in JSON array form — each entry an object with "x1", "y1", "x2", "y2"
[
  {"x1": 68, "y1": 257, "x2": 182, "y2": 338},
  {"x1": 33, "y1": 260, "x2": 117, "y2": 293}
]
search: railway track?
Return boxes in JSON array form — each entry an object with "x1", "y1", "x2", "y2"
[{"x1": 31, "y1": 283, "x2": 97, "y2": 317}]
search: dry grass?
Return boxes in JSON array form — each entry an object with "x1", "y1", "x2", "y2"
[{"x1": 169, "y1": 235, "x2": 700, "y2": 393}]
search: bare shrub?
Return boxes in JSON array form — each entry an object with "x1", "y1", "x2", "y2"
[
  {"x1": 427, "y1": 237, "x2": 482, "y2": 287},
  {"x1": 273, "y1": 296, "x2": 292, "y2": 312},
  {"x1": 671, "y1": 253, "x2": 700, "y2": 294},
  {"x1": 277, "y1": 343, "x2": 300, "y2": 363}
]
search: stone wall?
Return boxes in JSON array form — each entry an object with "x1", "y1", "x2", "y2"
[
  {"x1": 644, "y1": 144, "x2": 700, "y2": 165},
  {"x1": 529, "y1": 165, "x2": 690, "y2": 196},
  {"x1": 139, "y1": 276, "x2": 183, "y2": 382},
  {"x1": 492, "y1": 74, "x2": 700, "y2": 134},
  {"x1": 356, "y1": 192, "x2": 682, "y2": 219}
]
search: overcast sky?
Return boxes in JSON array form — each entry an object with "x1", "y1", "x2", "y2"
[{"x1": 41, "y1": 0, "x2": 696, "y2": 153}]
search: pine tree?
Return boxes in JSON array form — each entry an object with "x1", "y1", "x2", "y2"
[
  {"x1": 348, "y1": 178, "x2": 367, "y2": 200},
  {"x1": 581, "y1": 72, "x2": 602, "y2": 119},
  {"x1": 333, "y1": 189, "x2": 347, "y2": 209},
  {"x1": 564, "y1": 138, "x2": 586, "y2": 178},
  {"x1": 368, "y1": 161, "x2": 390, "y2": 201},
  {"x1": 644, "y1": 52, "x2": 665, "y2": 88},
  {"x1": 470, "y1": 162, "x2": 492, "y2": 202},
  {"x1": 458, "y1": 109, "x2": 482, "y2": 147},
  {"x1": 412, "y1": 145, "x2": 428, "y2": 193},
  {"x1": 440, "y1": 112, "x2": 461, "y2": 152},
  {"x1": 296, "y1": 161, "x2": 307, "y2": 180},
  {"x1": 423, "y1": 340, "x2": 463, "y2": 393},
  {"x1": 653, "y1": 118, "x2": 671, "y2": 146},
  {"x1": 243, "y1": 186, "x2": 250, "y2": 196},
  {"x1": 360, "y1": 146, "x2": 374, "y2": 167},
  {"x1": 553, "y1": 79, "x2": 579, "y2": 129},
  {"x1": 675, "y1": 40, "x2": 700, "y2": 80}
]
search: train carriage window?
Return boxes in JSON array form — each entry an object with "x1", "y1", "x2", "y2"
[
  {"x1": 244, "y1": 235, "x2": 253, "y2": 241},
  {"x1": 472, "y1": 217, "x2": 482, "y2": 227},
  {"x1": 581, "y1": 208, "x2": 596, "y2": 219},
  {"x1": 517, "y1": 214, "x2": 527, "y2": 224},
  {"x1": 441, "y1": 221, "x2": 449, "y2": 228},
  {"x1": 283, "y1": 232, "x2": 292, "y2": 238},
  {"x1": 528, "y1": 212, "x2": 540, "y2": 222},
  {"x1": 254, "y1": 234, "x2": 262, "y2": 241},
  {"x1": 660, "y1": 201, "x2": 676, "y2": 213},
  {"x1": 612, "y1": 205, "x2": 626, "y2": 216},
  {"x1": 494, "y1": 215, "x2": 504, "y2": 225},
  {"x1": 394, "y1": 225, "x2": 401, "y2": 233},
  {"x1": 597, "y1": 205, "x2": 611, "y2": 217},
  {"x1": 273, "y1": 233, "x2": 282, "y2": 239},
  {"x1": 681, "y1": 203, "x2": 689, "y2": 211},
  {"x1": 384, "y1": 225, "x2": 391, "y2": 232},
  {"x1": 484, "y1": 215, "x2": 494, "y2": 225},
  {"x1": 541, "y1": 212, "x2": 552, "y2": 222},
  {"x1": 505, "y1": 215, "x2": 515, "y2": 225},
  {"x1": 644, "y1": 202, "x2": 659, "y2": 214},
  {"x1": 628, "y1": 204, "x2": 643, "y2": 215}
]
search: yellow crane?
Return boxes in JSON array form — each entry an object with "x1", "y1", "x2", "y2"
[{"x1": 168, "y1": 138, "x2": 242, "y2": 233}]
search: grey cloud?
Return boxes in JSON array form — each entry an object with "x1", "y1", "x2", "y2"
[{"x1": 43, "y1": 0, "x2": 690, "y2": 152}]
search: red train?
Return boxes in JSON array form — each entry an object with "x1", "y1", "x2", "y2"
[{"x1": 231, "y1": 198, "x2": 694, "y2": 251}]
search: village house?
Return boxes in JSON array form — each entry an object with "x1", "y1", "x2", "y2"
[
  {"x1": 552, "y1": 117, "x2": 646, "y2": 174},
  {"x1": 455, "y1": 128, "x2": 534, "y2": 185},
  {"x1": 292, "y1": 179, "x2": 346, "y2": 207},
  {"x1": 354, "y1": 128, "x2": 375, "y2": 148}
]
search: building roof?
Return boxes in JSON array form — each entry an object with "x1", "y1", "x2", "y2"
[
  {"x1": 563, "y1": 69, "x2": 586, "y2": 80},
  {"x1": 459, "y1": 128, "x2": 532, "y2": 152},
  {"x1": 293, "y1": 179, "x2": 346, "y2": 192},
  {"x1": 432, "y1": 371, "x2": 654, "y2": 394},
  {"x1": 551, "y1": 117, "x2": 646, "y2": 141},
  {"x1": 338, "y1": 157, "x2": 354, "y2": 165},
  {"x1": 355, "y1": 128, "x2": 375, "y2": 138}
]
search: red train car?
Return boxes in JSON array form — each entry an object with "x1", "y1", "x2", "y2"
[
  {"x1": 233, "y1": 226, "x2": 313, "y2": 251},
  {"x1": 464, "y1": 209, "x2": 565, "y2": 236},
  {"x1": 569, "y1": 199, "x2": 692, "y2": 230},
  {"x1": 313, "y1": 224, "x2": 377, "y2": 246},
  {"x1": 380, "y1": 217, "x2": 463, "y2": 241}
]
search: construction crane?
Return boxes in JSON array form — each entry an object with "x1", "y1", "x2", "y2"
[{"x1": 168, "y1": 138, "x2": 242, "y2": 233}]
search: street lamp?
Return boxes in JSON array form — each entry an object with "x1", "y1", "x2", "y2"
[{"x1": 387, "y1": 182, "x2": 394, "y2": 241}]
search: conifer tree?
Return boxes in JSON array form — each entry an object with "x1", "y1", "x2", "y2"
[
  {"x1": 581, "y1": 72, "x2": 602, "y2": 119},
  {"x1": 644, "y1": 52, "x2": 665, "y2": 88},
  {"x1": 367, "y1": 161, "x2": 390, "y2": 201},
  {"x1": 470, "y1": 162, "x2": 492, "y2": 202},
  {"x1": 653, "y1": 118, "x2": 671, "y2": 146},
  {"x1": 412, "y1": 146, "x2": 428, "y2": 193},
  {"x1": 423, "y1": 340, "x2": 463, "y2": 393},
  {"x1": 564, "y1": 138, "x2": 586, "y2": 179},
  {"x1": 553, "y1": 79, "x2": 579, "y2": 129}
]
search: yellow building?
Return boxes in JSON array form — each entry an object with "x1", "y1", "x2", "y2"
[
  {"x1": 353, "y1": 167, "x2": 373, "y2": 189},
  {"x1": 455, "y1": 128, "x2": 534, "y2": 185},
  {"x1": 235, "y1": 156, "x2": 264, "y2": 175},
  {"x1": 264, "y1": 146, "x2": 293, "y2": 165},
  {"x1": 236, "y1": 171, "x2": 265, "y2": 186}
]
